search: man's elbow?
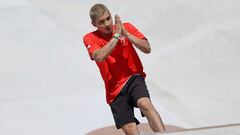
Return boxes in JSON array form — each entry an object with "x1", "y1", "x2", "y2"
[
  {"x1": 94, "y1": 57, "x2": 105, "y2": 62},
  {"x1": 143, "y1": 46, "x2": 151, "y2": 54},
  {"x1": 142, "y1": 40, "x2": 151, "y2": 54},
  {"x1": 93, "y1": 55, "x2": 105, "y2": 62},
  {"x1": 146, "y1": 47, "x2": 151, "y2": 53},
  {"x1": 92, "y1": 53, "x2": 105, "y2": 62}
]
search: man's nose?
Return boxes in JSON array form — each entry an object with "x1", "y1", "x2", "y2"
[{"x1": 104, "y1": 20, "x2": 110, "y2": 26}]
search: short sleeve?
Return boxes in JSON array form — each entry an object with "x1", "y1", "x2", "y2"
[
  {"x1": 124, "y1": 23, "x2": 146, "y2": 39},
  {"x1": 83, "y1": 33, "x2": 101, "y2": 60}
]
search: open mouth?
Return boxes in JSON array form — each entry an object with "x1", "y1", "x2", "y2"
[{"x1": 106, "y1": 27, "x2": 112, "y2": 31}]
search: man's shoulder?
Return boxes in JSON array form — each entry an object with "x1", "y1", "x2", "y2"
[
  {"x1": 83, "y1": 32, "x2": 95, "y2": 40},
  {"x1": 123, "y1": 22, "x2": 138, "y2": 31},
  {"x1": 123, "y1": 22, "x2": 133, "y2": 27}
]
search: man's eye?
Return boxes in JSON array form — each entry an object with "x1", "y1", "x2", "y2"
[{"x1": 99, "y1": 20, "x2": 104, "y2": 24}]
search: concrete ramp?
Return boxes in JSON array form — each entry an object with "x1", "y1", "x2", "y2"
[
  {"x1": 86, "y1": 123, "x2": 240, "y2": 135},
  {"x1": 150, "y1": 123, "x2": 240, "y2": 135}
]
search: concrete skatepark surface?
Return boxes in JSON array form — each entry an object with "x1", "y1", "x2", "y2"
[
  {"x1": 1, "y1": 0, "x2": 240, "y2": 134},
  {"x1": 86, "y1": 123, "x2": 240, "y2": 135}
]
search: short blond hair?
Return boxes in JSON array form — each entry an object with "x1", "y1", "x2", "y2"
[{"x1": 89, "y1": 4, "x2": 109, "y2": 21}]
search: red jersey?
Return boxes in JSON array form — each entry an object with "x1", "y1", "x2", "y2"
[{"x1": 83, "y1": 23, "x2": 146, "y2": 104}]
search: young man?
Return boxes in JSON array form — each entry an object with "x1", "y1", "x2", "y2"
[{"x1": 83, "y1": 3, "x2": 166, "y2": 135}]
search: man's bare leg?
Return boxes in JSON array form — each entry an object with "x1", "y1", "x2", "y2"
[
  {"x1": 121, "y1": 122, "x2": 140, "y2": 135},
  {"x1": 137, "y1": 97, "x2": 166, "y2": 132}
]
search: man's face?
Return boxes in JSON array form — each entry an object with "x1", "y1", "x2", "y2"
[{"x1": 92, "y1": 11, "x2": 113, "y2": 36}]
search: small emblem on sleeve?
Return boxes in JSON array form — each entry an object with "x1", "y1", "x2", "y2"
[
  {"x1": 87, "y1": 44, "x2": 91, "y2": 49},
  {"x1": 119, "y1": 36, "x2": 127, "y2": 46}
]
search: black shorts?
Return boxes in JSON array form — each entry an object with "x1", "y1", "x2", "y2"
[{"x1": 109, "y1": 74, "x2": 150, "y2": 129}]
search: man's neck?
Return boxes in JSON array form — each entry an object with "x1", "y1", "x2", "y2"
[{"x1": 97, "y1": 30, "x2": 113, "y2": 40}]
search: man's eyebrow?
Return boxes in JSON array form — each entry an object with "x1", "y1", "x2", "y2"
[
  {"x1": 99, "y1": 19, "x2": 105, "y2": 23},
  {"x1": 98, "y1": 16, "x2": 110, "y2": 23}
]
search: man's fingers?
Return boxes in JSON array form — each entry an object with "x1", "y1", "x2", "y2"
[
  {"x1": 115, "y1": 14, "x2": 121, "y2": 24},
  {"x1": 115, "y1": 14, "x2": 123, "y2": 34},
  {"x1": 115, "y1": 14, "x2": 119, "y2": 20}
]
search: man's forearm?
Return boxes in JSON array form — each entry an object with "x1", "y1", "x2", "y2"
[
  {"x1": 92, "y1": 38, "x2": 118, "y2": 62},
  {"x1": 124, "y1": 32, "x2": 151, "y2": 54}
]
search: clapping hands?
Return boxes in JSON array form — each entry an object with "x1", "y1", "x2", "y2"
[{"x1": 114, "y1": 15, "x2": 127, "y2": 36}]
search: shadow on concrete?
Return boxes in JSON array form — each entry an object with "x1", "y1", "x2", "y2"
[{"x1": 86, "y1": 123, "x2": 184, "y2": 135}]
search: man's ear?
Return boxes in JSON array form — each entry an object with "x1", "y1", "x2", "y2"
[{"x1": 91, "y1": 21, "x2": 96, "y2": 27}]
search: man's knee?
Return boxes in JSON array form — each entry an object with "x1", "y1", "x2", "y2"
[
  {"x1": 137, "y1": 97, "x2": 154, "y2": 112},
  {"x1": 121, "y1": 123, "x2": 139, "y2": 135}
]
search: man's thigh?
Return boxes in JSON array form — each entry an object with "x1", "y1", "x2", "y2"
[
  {"x1": 109, "y1": 89, "x2": 139, "y2": 129},
  {"x1": 130, "y1": 75, "x2": 150, "y2": 107}
]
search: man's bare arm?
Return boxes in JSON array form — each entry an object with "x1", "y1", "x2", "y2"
[
  {"x1": 124, "y1": 32, "x2": 151, "y2": 54},
  {"x1": 115, "y1": 15, "x2": 151, "y2": 54},
  {"x1": 92, "y1": 38, "x2": 118, "y2": 62}
]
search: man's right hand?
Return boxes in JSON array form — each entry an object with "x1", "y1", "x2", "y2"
[{"x1": 115, "y1": 15, "x2": 122, "y2": 35}]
